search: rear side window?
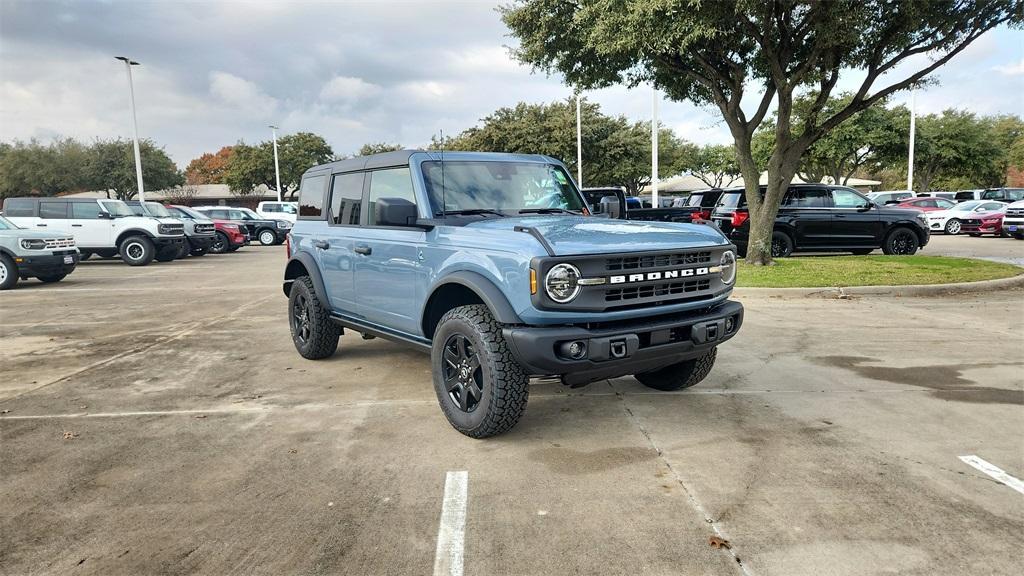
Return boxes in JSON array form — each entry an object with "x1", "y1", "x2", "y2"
[
  {"x1": 298, "y1": 174, "x2": 327, "y2": 218},
  {"x1": 3, "y1": 198, "x2": 34, "y2": 217},
  {"x1": 367, "y1": 168, "x2": 416, "y2": 226},
  {"x1": 699, "y1": 191, "x2": 722, "y2": 208},
  {"x1": 330, "y1": 172, "x2": 364, "y2": 226},
  {"x1": 784, "y1": 189, "x2": 829, "y2": 208},
  {"x1": 717, "y1": 192, "x2": 746, "y2": 209},
  {"x1": 39, "y1": 201, "x2": 68, "y2": 219},
  {"x1": 72, "y1": 202, "x2": 102, "y2": 219},
  {"x1": 686, "y1": 193, "x2": 704, "y2": 207}
]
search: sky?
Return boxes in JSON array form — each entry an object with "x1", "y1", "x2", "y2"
[{"x1": 1, "y1": 0, "x2": 1022, "y2": 168}]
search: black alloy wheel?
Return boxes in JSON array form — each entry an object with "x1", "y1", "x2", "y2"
[
  {"x1": 770, "y1": 231, "x2": 794, "y2": 258},
  {"x1": 291, "y1": 291, "x2": 312, "y2": 346},
  {"x1": 884, "y1": 228, "x2": 920, "y2": 255},
  {"x1": 442, "y1": 333, "x2": 483, "y2": 413}
]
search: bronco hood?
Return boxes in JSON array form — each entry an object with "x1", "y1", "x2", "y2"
[{"x1": 464, "y1": 216, "x2": 729, "y2": 256}]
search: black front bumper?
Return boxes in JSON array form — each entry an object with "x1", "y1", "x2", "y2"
[
  {"x1": 187, "y1": 235, "x2": 216, "y2": 250},
  {"x1": 17, "y1": 251, "x2": 79, "y2": 278},
  {"x1": 153, "y1": 237, "x2": 186, "y2": 249},
  {"x1": 503, "y1": 300, "x2": 744, "y2": 386}
]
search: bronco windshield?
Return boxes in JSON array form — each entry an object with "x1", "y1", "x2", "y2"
[
  {"x1": 99, "y1": 200, "x2": 134, "y2": 217},
  {"x1": 422, "y1": 161, "x2": 585, "y2": 216},
  {"x1": 0, "y1": 215, "x2": 17, "y2": 230}
]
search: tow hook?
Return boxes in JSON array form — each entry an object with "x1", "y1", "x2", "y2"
[{"x1": 609, "y1": 339, "x2": 628, "y2": 359}]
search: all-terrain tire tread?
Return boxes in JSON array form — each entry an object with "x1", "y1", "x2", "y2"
[
  {"x1": 291, "y1": 276, "x2": 340, "y2": 360},
  {"x1": 635, "y1": 348, "x2": 717, "y2": 391},
  {"x1": 435, "y1": 304, "x2": 529, "y2": 438}
]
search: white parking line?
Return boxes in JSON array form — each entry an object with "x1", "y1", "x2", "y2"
[
  {"x1": 959, "y1": 455, "x2": 1024, "y2": 495},
  {"x1": 433, "y1": 470, "x2": 468, "y2": 576}
]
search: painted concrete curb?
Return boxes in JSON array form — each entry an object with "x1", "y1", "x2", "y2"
[{"x1": 732, "y1": 272, "x2": 1024, "y2": 299}]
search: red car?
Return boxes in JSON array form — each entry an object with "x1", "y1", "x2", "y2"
[
  {"x1": 893, "y1": 196, "x2": 957, "y2": 213},
  {"x1": 166, "y1": 205, "x2": 248, "y2": 253},
  {"x1": 960, "y1": 209, "x2": 1005, "y2": 237}
]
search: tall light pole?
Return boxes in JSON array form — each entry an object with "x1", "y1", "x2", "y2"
[
  {"x1": 269, "y1": 125, "x2": 283, "y2": 202},
  {"x1": 651, "y1": 86, "x2": 660, "y2": 207},
  {"x1": 575, "y1": 95, "x2": 583, "y2": 188},
  {"x1": 115, "y1": 56, "x2": 145, "y2": 202},
  {"x1": 907, "y1": 88, "x2": 916, "y2": 193}
]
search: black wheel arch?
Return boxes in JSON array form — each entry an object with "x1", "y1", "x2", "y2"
[
  {"x1": 422, "y1": 271, "x2": 523, "y2": 340},
  {"x1": 884, "y1": 221, "x2": 927, "y2": 244},
  {"x1": 115, "y1": 229, "x2": 157, "y2": 246},
  {"x1": 283, "y1": 252, "x2": 330, "y2": 305}
]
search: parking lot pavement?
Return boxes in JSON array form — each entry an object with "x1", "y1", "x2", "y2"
[
  {"x1": 921, "y1": 234, "x2": 1024, "y2": 266},
  {"x1": 2, "y1": 248, "x2": 1022, "y2": 576}
]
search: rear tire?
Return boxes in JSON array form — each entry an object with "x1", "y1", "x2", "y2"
[
  {"x1": 119, "y1": 235, "x2": 155, "y2": 266},
  {"x1": 431, "y1": 304, "x2": 529, "y2": 438},
  {"x1": 210, "y1": 232, "x2": 230, "y2": 254},
  {"x1": 288, "y1": 276, "x2": 340, "y2": 360},
  {"x1": 882, "y1": 227, "x2": 920, "y2": 255},
  {"x1": 635, "y1": 349, "x2": 717, "y2": 391},
  {"x1": 0, "y1": 254, "x2": 18, "y2": 290},
  {"x1": 771, "y1": 230, "x2": 794, "y2": 258},
  {"x1": 258, "y1": 228, "x2": 276, "y2": 246}
]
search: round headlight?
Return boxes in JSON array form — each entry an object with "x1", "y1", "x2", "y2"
[
  {"x1": 20, "y1": 238, "x2": 46, "y2": 250},
  {"x1": 545, "y1": 263, "x2": 581, "y2": 303},
  {"x1": 720, "y1": 250, "x2": 736, "y2": 284}
]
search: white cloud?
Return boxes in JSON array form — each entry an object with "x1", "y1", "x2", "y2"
[
  {"x1": 208, "y1": 71, "x2": 278, "y2": 117},
  {"x1": 319, "y1": 76, "x2": 382, "y2": 103},
  {"x1": 994, "y1": 58, "x2": 1024, "y2": 76}
]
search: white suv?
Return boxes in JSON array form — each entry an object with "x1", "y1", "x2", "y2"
[
  {"x1": 1003, "y1": 200, "x2": 1024, "y2": 240},
  {"x1": 256, "y1": 201, "x2": 297, "y2": 223},
  {"x1": 2, "y1": 197, "x2": 186, "y2": 266}
]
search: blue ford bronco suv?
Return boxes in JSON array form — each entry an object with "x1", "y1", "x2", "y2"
[{"x1": 283, "y1": 151, "x2": 743, "y2": 437}]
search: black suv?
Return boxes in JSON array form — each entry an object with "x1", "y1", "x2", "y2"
[
  {"x1": 680, "y1": 188, "x2": 725, "y2": 221},
  {"x1": 711, "y1": 184, "x2": 930, "y2": 257}
]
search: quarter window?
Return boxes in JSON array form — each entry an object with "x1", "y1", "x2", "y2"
[
  {"x1": 39, "y1": 201, "x2": 68, "y2": 219},
  {"x1": 72, "y1": 202, "x2": 103, "y2": 219},
  {"x1": 299, "y1": 174, "x2": 327, "y2": 218},
  {"x1": 785, "y1": 189, "x2": 829, "y2": 208},
  {"x1": 330, "y1": 172, "x2": 364, "y2": 225},
  {"x1": 367, "y1": 168, "x2": 416, "y2": 226}
]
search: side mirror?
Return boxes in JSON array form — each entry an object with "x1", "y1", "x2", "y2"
[
  {"x1": 375, "y1": 197, "x2": 419, "y2": 226},
  {"x1": 599, "y1": 196, "x2": 623, "y2": 219},
  {"x1": 98, "y1": 211, "x2": 113, "y2": 219}
]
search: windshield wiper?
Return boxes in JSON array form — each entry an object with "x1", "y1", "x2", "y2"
[
  {"x1": 438, "y1": 209, "x2": 506, "y2": 217},
  {"x1": 518, "y1": 208, "x2": 578, "y2": 214}
]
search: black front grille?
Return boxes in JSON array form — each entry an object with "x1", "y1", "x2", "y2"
[
  {"x1": 606, "y1": 278, "x2": 711, "y2": 302},
  {"x1": 606, "y1": 251, "x2": 711, "y2": 271},
  {"x1": 964, "y1": 219, "x2": 980, "y2": 225},
  {"x1": 1006, "y1": 209, "x2": 1024, "y2": 217}
]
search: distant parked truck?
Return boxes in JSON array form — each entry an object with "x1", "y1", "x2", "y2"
[
  {"x1": 193, "y1": 206, "x2": 290, "y2": 246},
  {"x1": 2, "y1": 197, "x2": 185, "y2": 266},
  {"x1": 257, "y1": 201, "x2": 298, "y2": 223},
  {"x1": 0, "y1": 214, "x2": 79, "y2": 290}
]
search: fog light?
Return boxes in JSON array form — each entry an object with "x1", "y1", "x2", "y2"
[
  {"x1": 725, "y1": 316, "x2": 736, "y2": 333},
  {"x1": 559, "y1": 340, "x2": 588, "y2": 360}
]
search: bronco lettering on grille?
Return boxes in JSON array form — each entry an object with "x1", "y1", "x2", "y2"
[{"x1": 609, "y1": 267, "x2": 711, "y2": 284}]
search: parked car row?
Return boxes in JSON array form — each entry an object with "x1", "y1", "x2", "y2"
[{"x1": 0, "y1": 196, "x2": 297, "y2": 289}]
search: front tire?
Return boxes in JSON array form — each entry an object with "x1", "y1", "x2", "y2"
[
  {"x1": 882, "y1": 227, "x2": 920, "y2": 255},
  {"x1": 771, "y1": 230, "x2": 794, "y2": 258},
  {"x1": 635, "y1": 348, "x2": 717, "y2": 391},
  {"x1": 119, "y1": 235, "x2": 155, "y2": 266},
  {"x1": 0, "y1": 254, "x2": 18, "y2": 290},
  {"x1": 210, "y1": 232, "x2": 230, "y2": 254},
  {"x1": 155, "y1": 245, "x2": 179, "y2": 262},
  {"x1": 431, "y1": 304, "x2": 529, "y2": 438},
  {"x1": 288, "y1": 276, "x2": 340, "y2": 359},
  {"x1": 79, "y1": 251, "x2": 93, "y2": 261},
  {"x1": 258, "y1": 229, "x2": 277, "y2": 246},
  {"x1": 945, "y1": 219, "x2": 961, "y2": 235},
  {"x1": 190, "y1": 248, "x2": 208, "y2": 257},
  {"x1": 37, "y1": 274, "x2": 66, "y2": 283}
]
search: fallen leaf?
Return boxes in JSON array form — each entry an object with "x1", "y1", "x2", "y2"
[
  {"x1": 709, "y1": 536, "x2": 731, "y2": 550},
  {"x1": 288, "y1": 448, "x2": 298, "y2": 454},
  {"x1": 194, "y1": 414, "x2": 207, "y2": 419},
  {"x1": 63, "y1": 431, "x2": 79, "y2": 440}
]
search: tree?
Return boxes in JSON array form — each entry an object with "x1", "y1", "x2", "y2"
[
  {"x1": 438, "y1": 98, "x2": 693, "y2": 195},
  {"x1": 504, "y1": 1, "x2": 1022, "y2": 264},
  {"x1": 690, "y1": 144, "x2": 741, "y2": 188},
  {"x1": 185, "y1": 146, "x2": 234, "y2": 185},
  {"x1": 0, "y1": 138, "x2": 89, "y2": 198},
  {"x1": 224, "y1": 132, "x2": 333, "y2": 200},
  {"x1": 358, "y1": 142, "x2": 403, "y2": 156},
  {"x1": 913, "y1": 110, "x2": 1004, "y2": 192},
  {"x1": 83, "y1": 138, "x2": 183, "y2": 200}
]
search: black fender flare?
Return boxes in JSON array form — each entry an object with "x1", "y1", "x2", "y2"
[
  {"x1": 424, "y1": 270, "x2": 523, "y2": 325},
  {"x1": 0, "y1": 246, "x2": 15, "y2": 259},
  {"x1": 282, "y1": 252, "x2": 329, "y2": 304},
  {"x1": 115, "y1": 229, "x2": 157, "y2": 246},
  {"x1": 884, "y1": 220, "x2": 928, "y2": 244}
]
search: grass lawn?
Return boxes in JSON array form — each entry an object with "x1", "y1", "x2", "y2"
[{"x1": 735, "y1": 255, "x2": 1022, "y2": 288}]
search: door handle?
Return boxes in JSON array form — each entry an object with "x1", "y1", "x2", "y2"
[
  {"x1": 36, "y1": 223, "x2": 47, "y2": 227},
  {"x1": 313, "y1": 240, "x2": 330, "y2": 250},
  {"x1": 354, "y1": 245, "x2": 372, "y2": 256},
  {"x1": 72, "y1": 224, "x2": 83, "y2": 227}
]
